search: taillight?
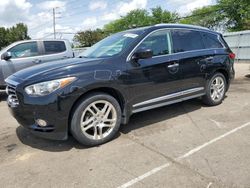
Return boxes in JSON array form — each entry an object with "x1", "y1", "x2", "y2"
[{"x1": 229, "y1": 53, "x2": 235, "y2": 59}]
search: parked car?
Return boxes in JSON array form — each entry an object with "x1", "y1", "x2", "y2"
[
  {"x1": 0, "y1": 39, "x2": 74, "y2": 89},
  {"x1": 5, "y1": 24, "x2": 235, "y2": 146}
]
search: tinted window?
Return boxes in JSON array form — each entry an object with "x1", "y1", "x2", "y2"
[
  {"x1": 44, "y1": 41, "x2": 66, "y2": 54},
  {"x1": 137, "y1": 30, "x2": 172, "y2": 56},
  {"x1": 172, "y1": 30, "x2": 204, "y2": 53},
  {"x1": 79, "y1": 30, "x2": 144, "y2": 58},
  {"x1": 8, "y1": 42, "x2": 39, "y2": 58},
  {"x1": 201, "y1": 32, "x2": 223, "y2": 49}
]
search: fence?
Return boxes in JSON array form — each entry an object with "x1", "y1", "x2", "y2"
[{"x1": 223, "y1": 30, "x2": 250, "y2": 62}]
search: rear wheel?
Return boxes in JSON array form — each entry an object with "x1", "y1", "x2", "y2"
[
  {"x1": 202, "y1": 73, "x2": 226, "y2": 106},
  {"x1": 70, "y1": 93, "x2": 121, "y2": 146}
]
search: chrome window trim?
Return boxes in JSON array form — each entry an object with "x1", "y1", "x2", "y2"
[
  {"x1": 126, "y1": 27, "x2": 226, "y2": 62},
  {"x1": 133, "y1": 87, "x2": 204, "y2": 108}
]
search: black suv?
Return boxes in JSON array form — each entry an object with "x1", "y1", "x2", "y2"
[{"x1": 5, "y1": 24, "x2": 235, "y2": 146}]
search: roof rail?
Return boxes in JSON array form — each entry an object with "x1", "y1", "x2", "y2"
[{"x1": 154, "y1": 23, "x2": 209, "y2": 30}]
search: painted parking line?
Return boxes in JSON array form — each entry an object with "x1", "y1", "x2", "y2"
[{"x1": 118, "y1": 121, "x2": 250, "y2": 188}]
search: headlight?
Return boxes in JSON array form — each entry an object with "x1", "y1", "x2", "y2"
[{"x1": 25, "y1": 77, "x2": 76, "y2": 96}]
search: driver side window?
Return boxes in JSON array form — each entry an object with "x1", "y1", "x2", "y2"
[
  {"x1": 7, "y1": 42, "x2": 39, "y2": 59},
  {"x1": 137, "y1": 30, "x2": 172, "y2": 56}
]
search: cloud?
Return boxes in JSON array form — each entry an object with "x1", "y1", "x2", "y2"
[
  {"x1": 101, "y1": 13, "x2": 119, "y2": 21},
  {"x1": 89, "y1": 1, "x2": 107, "y2": 10},
  {"x1": 178, "y1": 0, "x2": 212, "y2": 14},
  {"x1": 100, "y1": 0, "x2": 147, "y2": 22},
  {"x1": 0, "y1": 0, "x2": 32, "y2": 26},
  {"x1": 35, "y1": 24, "x2": 80, "y2": 39},
  {"x1": 118, "y1": 0, "x2": 147, "y2": 15},
  {"x1": 164, "y1": 0, "x2": 213, "y2": 15},
  {"x1": 82, "y1": 17, "x2": 98, "y2": 29},
  {"x1": 37, "y1": 0, "x2": 66, "y2": 11}
]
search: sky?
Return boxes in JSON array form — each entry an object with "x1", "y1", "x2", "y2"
[{"x1": 0, "y1": 0, "x2": 215, "y2": 41}]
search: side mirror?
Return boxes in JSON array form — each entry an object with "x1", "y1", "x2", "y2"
[
  {"x1": 132, "y1": 48, "x2": 153, "y2": 60},
  {"x1": 1, "y1": 52, "x2": 12, "y2": 61}
]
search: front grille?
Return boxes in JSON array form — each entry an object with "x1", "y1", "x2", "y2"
[{"x1": 6, "y1": 84, "x2": 19, "y2": 106}]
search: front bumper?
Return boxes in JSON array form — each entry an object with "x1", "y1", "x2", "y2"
[
  {"x1": 6, "y1": 79, "x2": 81, "y2": 141},
  {"x1": 8, "y1": 104, "x2": 69, "y2": 140}
]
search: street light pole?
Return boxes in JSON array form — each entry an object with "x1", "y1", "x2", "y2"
[{"x1": 53, "y1": 8, "x2": 56, "y2": 39}]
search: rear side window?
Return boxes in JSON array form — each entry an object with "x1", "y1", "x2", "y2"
[
  {"x1": 201, "y1": 32, "x2": 223, "y2": 49},
  {"x1": 137, "y1": 30, "x2": 172, "y2": 56},
  {"x1": 44, "y1": 41, "x2": 66, "y2": 54},
  {"x1": 172, "y1": 30, "x2": 204, "y2": 53}
]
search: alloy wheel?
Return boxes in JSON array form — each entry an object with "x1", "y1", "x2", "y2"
[
  {"x1": 210, "y1": 76, "x2": 225, "y2": 102},
  {"x1": 80, "y1": 100, "x2": 117, "y2": 140}
]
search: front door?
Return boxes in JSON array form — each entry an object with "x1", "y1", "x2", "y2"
[
  {"x1": 126, "y1": 29, "x2": 183, "y2": 112},
  {"x1": 1, "y1": 41, "x2": 42, "y2": 82}
]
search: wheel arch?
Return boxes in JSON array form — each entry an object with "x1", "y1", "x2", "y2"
[
  {"x1": 68, "y1": 86, "x2": 128, "y2": 132},
  {"x1": 214, "y1": 68, "x2": 230, "y2": 90}
]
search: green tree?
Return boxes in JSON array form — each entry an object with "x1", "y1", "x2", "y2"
[
  {"x1": 218, "y1": 0, "x2": 250, "y2": 31},
  {"x1": 74, "y1": 29, "x2": 106, "y2": 47},
  {"x1": 103, "y1": 8, "x2": 180, "y2": 34},
  {"x1": 180, "y1": 5, "x2": 222, "y2": 30},
  {"x1": 0, "y1": 23, "x2": 30, "y2": 49},
  {"x1": 104, "y1": 9, "x2": 151, "y2": 34},
  {"x1": 151, "y1": 7, "x2": 179, "y2": 24},
  {"x1": 0, "y1": 27, "x2": 8, "y2": 49},
  {"x1": 180, "y1": 0, "x2": 250, "y2": 31},
  {"x1": 6, "y1": 23, "x2": 30, "y2": 44}
]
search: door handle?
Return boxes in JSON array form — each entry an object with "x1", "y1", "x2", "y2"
[
  {"x1": 32, "y1": 59, "x2": 42, "y2": 64},
  {"x1": 167, "y1": 63, "x2": 179, "y2": 69}
]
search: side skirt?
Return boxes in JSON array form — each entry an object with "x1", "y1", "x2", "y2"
[{"x1": 132, "y1": 93, "x2": 205, "y2": 114}]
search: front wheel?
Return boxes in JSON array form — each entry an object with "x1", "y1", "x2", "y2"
[
  {"x1": 202, "y1": 73, "x2": 227, "y2": 106},
  {"x1": 70, "y1": 93, "x2": 121, "y2": 146}
]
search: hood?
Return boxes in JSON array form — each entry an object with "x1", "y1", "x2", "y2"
[{"x1": 11, "y1": 57, "x2": 102, "y2": 81}]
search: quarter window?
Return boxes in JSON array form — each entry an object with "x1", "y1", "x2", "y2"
[
  {"x1": 44, "y1": 41, "x2": 66, "y2": 54},
  {"x1": 201, "y1": 32, "x2": 223, "y2": 49},
  {"x1": 8, "y1": 42, "x2": 39, "y2": 58},
  {"x1": 137, "y1": 30, "x2": 172, "y2": 56},
  {"x1": 172, "y1": 30, "x2": 204, "y2": 53}
]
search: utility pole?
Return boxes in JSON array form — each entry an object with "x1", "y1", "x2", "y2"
[{"x1": 53, "y1": 8, "x2": 56, "y2": 39}]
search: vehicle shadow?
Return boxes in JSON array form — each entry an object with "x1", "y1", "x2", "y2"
[
  {"x1": 16, "y1": 98, "x2": 203, "y2": 152},
  {"x1": 0, "y1": 93, "x2": 7, "y2": 102},
  {"x1": 16, "y1": 126, "x2": 121, "y2": 152},
  {"x1": 120, "y1": 98, "x2": 202, "y2": 134}
]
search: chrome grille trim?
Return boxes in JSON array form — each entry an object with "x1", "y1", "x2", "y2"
[{"x1": 6, "y1": 84, "x2": 19, "y2": 106}]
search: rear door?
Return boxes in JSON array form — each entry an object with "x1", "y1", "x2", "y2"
[
  {"x1": 1, "y1": 41, "x2": 42, "y2": 80},
  {"x1": 39, "y1": 41, "x2": 72, "y2": 62},
  {"x1": 171, "y1": 29, "x2": 207, "y2": 92}
]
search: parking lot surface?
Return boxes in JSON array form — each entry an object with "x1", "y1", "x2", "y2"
[{"x1": 0, "y1": 63, "x2": 250, "y2": 188}]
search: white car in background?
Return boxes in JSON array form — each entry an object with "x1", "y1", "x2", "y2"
[{"x1": 0, "y1": 39, "x2": 74, "y2": 89}]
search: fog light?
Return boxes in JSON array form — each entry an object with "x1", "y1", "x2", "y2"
[{"x1": 36, "y1": 119, "x2": 47, "y2": 127}]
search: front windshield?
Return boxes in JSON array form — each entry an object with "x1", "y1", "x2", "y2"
[{"x1": 79, "y1": 31, "x2": 143, "y2": 58}]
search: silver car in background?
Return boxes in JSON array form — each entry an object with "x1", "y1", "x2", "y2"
[{"x1": 0, "y1": 39, "x2": 74, "y2": 89}]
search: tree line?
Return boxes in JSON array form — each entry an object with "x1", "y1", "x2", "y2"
[
  {"x1": 0, "y1": 23, "x2": 30, "y2": 49},
  {"x1": 74, "y1": 0, "x2": 250, "y2": 47}
]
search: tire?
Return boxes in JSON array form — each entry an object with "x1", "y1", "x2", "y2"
[
  {"x1": 70, "y1": 92, "x2": 121, "y2": 146},
  {"x1": 202, "y1": 73, "x2": 227, "y2": 106}
]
